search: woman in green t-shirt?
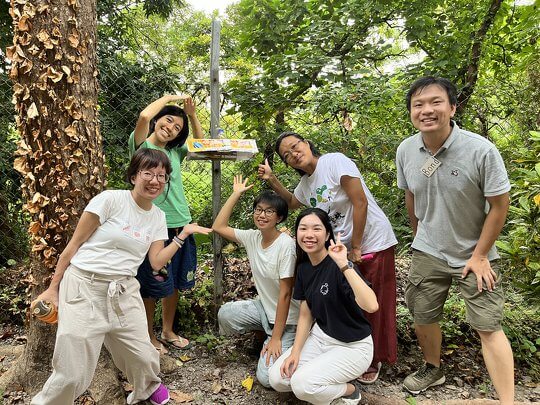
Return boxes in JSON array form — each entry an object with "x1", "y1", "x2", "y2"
[{"x1": 129, "y1": 95, "x2": 204, "y2": 354}]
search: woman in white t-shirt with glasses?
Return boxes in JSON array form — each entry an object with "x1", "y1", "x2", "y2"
[
  {"x1": 31, "y1": 148, "x2": 211, "y2": 405},
  {"x1": 258, "y1": 131, "x2": 397, "y2": 384}
]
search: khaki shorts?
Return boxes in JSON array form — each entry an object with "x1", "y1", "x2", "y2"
[{"x1": 404, "y1": 250, "x2": 504, "y2": 331}]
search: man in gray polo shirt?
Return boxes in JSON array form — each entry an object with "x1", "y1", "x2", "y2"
[{"x1": 396, "y1": 76, "x2": 514, "y2": 404}]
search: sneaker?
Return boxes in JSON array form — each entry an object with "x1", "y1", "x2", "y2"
[
  {"x1": 403, "y1": 363, "x2": 445, "y2": 394},
  {"x1": 331, "y1": 383, "x2": 362, "y2": 405},
  {"x1": 149, "y1": 383, "x2": 170, "y2": 405}
]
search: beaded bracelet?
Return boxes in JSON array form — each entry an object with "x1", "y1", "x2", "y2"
[{"x1": 172, "y1": 235, "x2": 185, "y2": 248}]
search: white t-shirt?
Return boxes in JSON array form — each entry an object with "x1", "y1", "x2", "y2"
[
  {"x1": 70, "y1": 190, "x2": 168, "y2": 276},
  {"x1": 234, "y1": 229, "x2": 299, "y2": 325},
  {"x1": 294, "y1": 153, "x2": 397, "y2": 253}
]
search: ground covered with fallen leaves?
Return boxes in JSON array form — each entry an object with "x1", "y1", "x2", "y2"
[{"x1": 1, "y1": 256, "x2": 539, "y2": 404}]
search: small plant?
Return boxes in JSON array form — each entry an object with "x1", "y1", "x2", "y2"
[{"x1": 195, "y1": 333, "x2": 222, "y2": 350}]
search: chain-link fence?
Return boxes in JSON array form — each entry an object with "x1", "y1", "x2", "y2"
[{"x1": 0, "y1": 24, "x2": 251, "y2": 271}]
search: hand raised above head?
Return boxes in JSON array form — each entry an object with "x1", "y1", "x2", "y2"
[
  {"x1": 257, "y1": 158, "x2": 273, "y2": 180},
  {"x1": 183, "y1": 96, "x2": 196, "y2": 116},
  {"x1": 232, "y1": 175, "x2": 253, "y2": 194}
]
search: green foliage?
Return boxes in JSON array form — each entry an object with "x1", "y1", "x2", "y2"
[
  {"x1": 0, "y1": 264, "x2": 27, "y2": 324},
  {"x1": 173, "y1": 263, "x2": 216, "y2": 334},
  {"x1": 497, "y1": 130, "x2": 540, "y2": 303},
  {"x1": 195, "y1": 332, "x2": 222, "y2": 350}
]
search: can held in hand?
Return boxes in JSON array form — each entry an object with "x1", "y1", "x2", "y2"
[{"x1": 30, "y1": 299, "x2": 58, "y2": 324}]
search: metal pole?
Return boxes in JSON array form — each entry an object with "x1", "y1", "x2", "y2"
[{"x1": 210, "y1": 19, "x2": 223, "y2": 324}]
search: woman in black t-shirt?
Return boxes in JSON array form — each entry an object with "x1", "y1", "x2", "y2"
[{"x1": 268, "y1": 208, "x2": 378, "y2": 404}]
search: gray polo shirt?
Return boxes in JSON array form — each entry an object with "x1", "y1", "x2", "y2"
[{"x1": 396, "y1": 123, "x2": 510, "y2": 267}]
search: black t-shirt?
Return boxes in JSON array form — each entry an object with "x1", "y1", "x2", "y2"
[{"x1": 293, "y1": 255, "x2": 372, "y2": 343}]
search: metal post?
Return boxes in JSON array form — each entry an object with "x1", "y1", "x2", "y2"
[{"x1": 210, "y1": 19, "x2": 223, "y2": 324}]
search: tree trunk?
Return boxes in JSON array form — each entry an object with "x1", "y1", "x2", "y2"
[{"x1": 2, "y1": 0, "x2": 118, "y2": 401}]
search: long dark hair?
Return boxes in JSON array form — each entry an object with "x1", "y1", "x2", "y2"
[
  {"x1": 274, "y1": 131, "x2": 321, "y2": 176},
  {"x1": 294, "y1": 208, "x2": 335, "y2": 270},
  {"x1": 149, "y1": 105, "x2": 189, "y2": 149}
]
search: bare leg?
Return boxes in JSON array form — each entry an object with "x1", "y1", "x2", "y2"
[
  {"x1": 477, "y1": 329, "x2": 514, "y2": 404},
  {"x1": 161, "y1": 289, "x2": 189, "y2": 348},
  {"x1": 415, "y1": 323, "x2": 442, "y2": 366},
  {"x1": 142, "y1": 297, "x2": 166, "y2": 353}
]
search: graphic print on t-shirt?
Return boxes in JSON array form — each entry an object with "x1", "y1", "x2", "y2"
[
  {"x1": 122, "y1": 224, "x2": 151, "y2": 243},
  {"x1": 320, "y1": 282, "x2": 329, "y2": 295},
  {"x1": 309, "y1": 184, "x2": 331, "y2": 207}
]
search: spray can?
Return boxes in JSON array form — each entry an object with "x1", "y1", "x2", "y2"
[{"x1": 30, "y1": 299, "x2": 58, "y2": 324}]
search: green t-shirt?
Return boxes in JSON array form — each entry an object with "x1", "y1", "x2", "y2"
[{"x1": 129, "y1": 132, "x2": 192, "y2": 228}]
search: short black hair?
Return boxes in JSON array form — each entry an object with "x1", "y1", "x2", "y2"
[
  {"x1": 274, "y1": 131, "x2": 321, "y2": 176},
  {"x1": 406, "y1": 76, "x2": 458, "y2": 112},
  {"x1": 149, "y1": 105, "x2": 189, "y2": 149},
  {"x1": 252, "y1": 191, "x2": 289, "y2": 224},
  {"x1": 125, "y1": 148, "x2": 172, "y2": 185}
]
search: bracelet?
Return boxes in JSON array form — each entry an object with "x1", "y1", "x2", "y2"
[{"x1": 172, "y1": 236, "x2": 185, "y2": 248}]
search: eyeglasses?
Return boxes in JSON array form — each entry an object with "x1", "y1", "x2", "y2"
[
  {"x1": 138, "y1": 170, "x2": 169, "y2": 184},
  {"x1": 253, "y1": 207, "x2": 277, "y2": 216},
  {"x1": 281, "y1": 140, "x2": 303, "y2": 163}
]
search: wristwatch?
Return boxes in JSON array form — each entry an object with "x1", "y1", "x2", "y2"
[{"x1": 340, "y1": 260, "x2": 354, "y2": 273}]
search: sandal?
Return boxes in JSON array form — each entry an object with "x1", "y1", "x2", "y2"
[
  {"x1": 357, "y1": 361, "x2": 381, "y2": 384},
  {"x1": 159, "y1": 334, "x2": 193, "y2": 350}
]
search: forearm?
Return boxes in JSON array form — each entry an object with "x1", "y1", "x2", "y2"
[
  {"x1": 46, "y1": 247, "x2": 77, "y2": 291},
  {"x1": 150, "y1": 242, "x2": 181, "y2": 270},
  {"x1": 472, "y1": 195, "x2": 509, "y2": 257},
  {"x1": 350, "y1": 199, "x2": 367, "y2": 250},
  {"x1": 188, "y1": 113, "x2": 204, "y2": 139},
  {"x1": 334, "y1": 257, "x2": 378, "y2": 312},
  {"x1": 290, "y1": 302, "x2": 313, "y2": 355},
  {"x1": 405, "y1": 190, "x2": 418, "y2": 235},
  {"x1": 271, "y1": 292, "x2": 292, "y2": 341},
  {"x1": 212, "y1": 192, "x2": 241, "y2": 241},
  {"x1": 265, "y1": 174, "x2": 298, "y2": 208},
  {"x1": 139, "y1": 95, "x2": 177, "y2": 120}
]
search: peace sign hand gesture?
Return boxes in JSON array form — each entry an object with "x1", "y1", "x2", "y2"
[{"x1": 328, "y1": 232, "x2": 349, "y2": 268}]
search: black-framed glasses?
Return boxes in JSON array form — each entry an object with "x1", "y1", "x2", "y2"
[
  {"x1": 282, "y1": 140, "x2": 302, "y2": 163},
  {"x1": 253, "y1": 207, "x2": 277, "y2": 216},
  {"x1": 138, "y1": 170, "x2": 169, "y2": 184}
]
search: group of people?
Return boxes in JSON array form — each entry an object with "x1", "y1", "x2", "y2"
[{"x1": 32, "y1": 76, "x2": 514, "y2": 405}]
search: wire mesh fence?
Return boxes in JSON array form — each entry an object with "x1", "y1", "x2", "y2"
[{"x1": 0, "y1": 47, "x2": 247, "y2": 270}]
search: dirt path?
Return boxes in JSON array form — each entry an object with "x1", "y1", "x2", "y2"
[{"x1": 1, "y1": 335, "x2": 538, "y2": 404}]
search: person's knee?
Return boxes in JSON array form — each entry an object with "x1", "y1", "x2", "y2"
[
  {"x1": 217, "y1": 304, "x2": 237, "y2": 335},
  {"x1": 256, "y1": 362, "x2": 271, "y2": 388},
  {"x1": 476, "y1": 328, "x2": 506, "y2": 344},
  {"x1": 290, "y1": 373, "x2": 316, "y2": 402},
  {"x1": 268, "y1": 366, "x2": 288, "y2": 392}
]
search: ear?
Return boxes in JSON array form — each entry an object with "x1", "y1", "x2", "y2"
[
  {"x1": 450, "y1": 104, "x2": 457, "y2": 117},
  {"x1": 276, "y1": 215, "x2": 284, "y2": 224},
  {"x1": 130, "y1": 175, "x2": 136, "y2": 185}
]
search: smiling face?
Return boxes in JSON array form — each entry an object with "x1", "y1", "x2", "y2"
[
  {"x1": 410, "y1": 84, "x2": 456, "y2": 138},
  {"x1": 253, "y1": 202, "x2": 281, "y2": 231},
  {"x1": 131, "y1": 164, "x2": 167, "y2": 204},
  {"x1": 296, "y1": 213, "x2": 329, "y2": 256},
  {"x1": 153, "y1": 115, "x2": 184, "y2": 146}
]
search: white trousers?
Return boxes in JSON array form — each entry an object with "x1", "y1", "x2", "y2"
[
  {"x1": 269, "y1": 323, "x2": 373, "y2": 405},
  {"x1": 31, "y1": 266, "x2": 161, "y2": 405}
]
